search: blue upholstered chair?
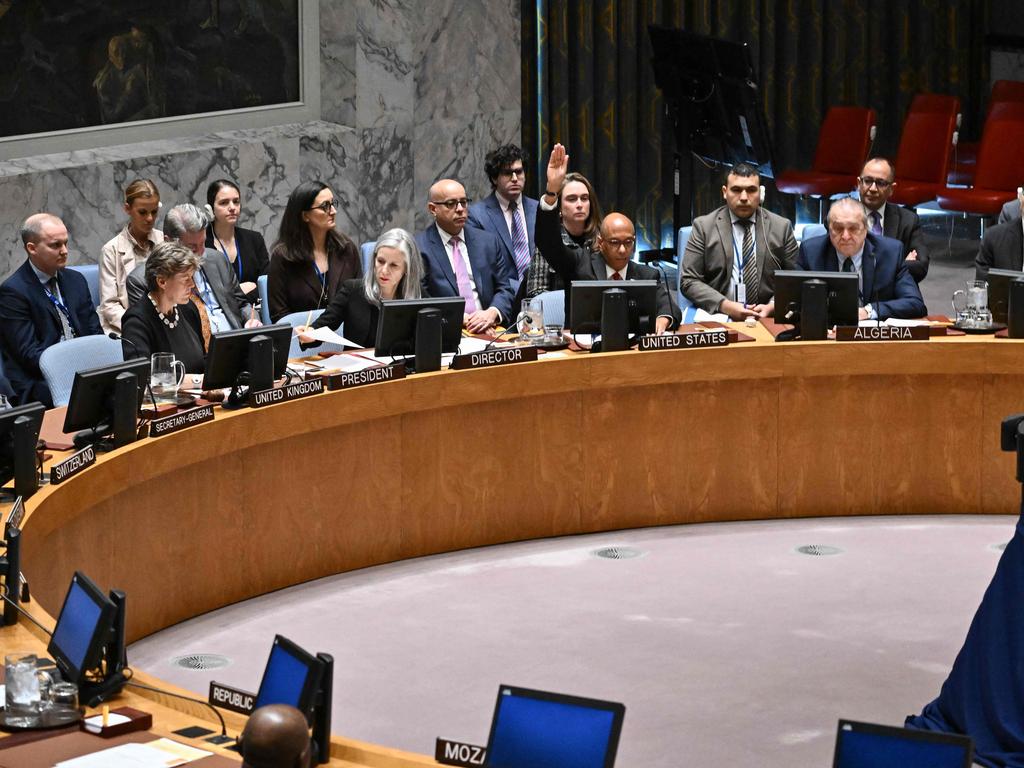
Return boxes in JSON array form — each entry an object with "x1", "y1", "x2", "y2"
[
  {"x1": 534, "y1": 290, "x2": 565, "y2": 328},
  {"x1": 39, "y1": 335, "x2": 124, "y2": 407},
  {"x1": 800, "y1": 223, "x2": 828, "y2": 242},
  {"x1": 257, "y1": 275, "x2": 271, "y2": 324},
  {"x1": 67, "y1": 264, "x2": 101, "y2": 308},
  {"x1": 360, "y1": 242, "x2": 375, "y2": 275}
]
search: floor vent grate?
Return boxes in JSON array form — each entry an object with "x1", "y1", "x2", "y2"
[
  {"x1": 795, "y1": 544, "x2": 843, "y2": 557},
  {"x1": 170, "y1": 653, "x2": 231, "y2": 671},
  {"x1": 592, "y1": 546, "x2": 646, "y2": 560}
]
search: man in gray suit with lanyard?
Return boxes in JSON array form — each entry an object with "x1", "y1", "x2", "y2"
[{"x1": 680, "y1": 162, "x2": 799, "y2": 319}]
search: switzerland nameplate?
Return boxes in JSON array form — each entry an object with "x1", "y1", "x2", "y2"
[
  {"x1": 450, "y1": 346, "x2": 538, "y2": 370},
  {"x1": 328, "y1": 362, "x2": 407, "y2": 391},
  {"x1": 835, "y1": 326, "x2": 930, "y2": 342},
  {"x1": 639, "y1": 329, "x2": 729, "y2": 351},
  {"x1": 249, "y1": 376, "x2": 325, "y2": 408},
  {"x1": 50, "y1": 445, "x2": 96, "y2": 484},
  {"x1": 150, "y1": 404, "x2": 216, "y2": 438}
]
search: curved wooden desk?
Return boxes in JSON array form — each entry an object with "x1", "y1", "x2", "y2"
[{"x1": 13, "y1": 327, "x2": 1024, "y2": 762}]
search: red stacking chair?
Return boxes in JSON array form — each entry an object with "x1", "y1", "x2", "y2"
[
  {"x1": 776, "y1": 106, "x2": 877, "y2": 202},
  {"x1": 949, "y1": 80, "x2": 1024, "y2": 185},
  {"x1": 890, "y1": 94, "x2": 959, "y2": 206},
  {"x1": 937, "y1": 102, "x2": 1024, "y2": 222}
]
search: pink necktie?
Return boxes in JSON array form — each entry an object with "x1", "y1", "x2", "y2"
[{"x1": 450, "y1": 235, "x2": 478, "y2": 313}]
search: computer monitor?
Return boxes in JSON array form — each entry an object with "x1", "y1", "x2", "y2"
[
  {"x1": 63, "y1": 358, "x2": 150, "y2": 434},
  {"x1": 202, "y1": 324, "x2": 293, "y2": 390},
  {"x1": 253, "y1": 634, "x2": 326, "y2": 718},
  {"x1": 0, "y1": 402, "x2": 45, "y2": 498},
  {"x1": 833, "y1": 720, "x2": 973, "y2": 768},
  {"x1": 484, "y1": 685, "x2": 626, "y2": 768},
  {"x1": 375, "y1": 297, "x2": 465, "y2": 357},
  {"x1": 47, "y1": 571, "x2": 117, "y2": 685},
  {"x1": 774, "y1": 270, "x2": 860, "y2": 329},
  {"x1": 569, "y1": 280, "x2": 658, "y2": 335},
  {"x1": 985, "y1": 267, "x2": 1023, "y2": 325}
]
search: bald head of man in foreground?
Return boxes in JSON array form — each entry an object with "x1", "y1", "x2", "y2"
[{"x1": 240, "y1": 704, "x2": 312, "y2": 768}]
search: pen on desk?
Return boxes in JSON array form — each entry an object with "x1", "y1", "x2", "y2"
[{"x1": 102, "y1": 704, "x2": 109, "y2": 727}]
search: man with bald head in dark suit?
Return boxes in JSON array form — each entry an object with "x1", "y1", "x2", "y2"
[{"x1": 975, "y1": 215, "x2": 1024, "y2": 282}]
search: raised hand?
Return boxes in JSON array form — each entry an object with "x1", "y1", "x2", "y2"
[{"x1": 546, "y1": 143, "x2": 569, "y2": 195}]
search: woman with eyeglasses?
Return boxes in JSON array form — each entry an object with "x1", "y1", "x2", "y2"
[
  {"x1": 267, "y1": 181, "x2": 361, "y2": 322},
  {"x1": 205, "y1": 179, "x2": 270, "y2": 304}
]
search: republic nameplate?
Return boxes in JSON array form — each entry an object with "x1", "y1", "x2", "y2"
[
  {"x1": 639, "y1": 329, "x2": 729, "y2": 351},
  {"x1": 249, "y1": 376, "x2": 325, "y2": 408},
  {"x1": 50, "y1": 445, "x2": 96, "y2": 484},
  {"x1": 328, "y1": 362, "x2": 407, "y2": 391},
  {"x1": 209, "y1": 681, "x2": 256, "y2": 715},
  {"x1": 450, "y1": 346, "x2": 539, "y2": 370},
  {"x1": 835, "y1": 326, "x2": 930, "y2": 342},
  {"x1": 150, "y1": 404, "x2": 216, "y2": 438}
]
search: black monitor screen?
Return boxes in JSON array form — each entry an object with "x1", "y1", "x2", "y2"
[
  {"x1": 985, "y1": 267, "x2": 1023, "y2": 325},
  {"x1": 833, "y1": 720, "x2": 973, "y2": 768},
  {"x1": 375, "y1": 297, "x2": 465, "y2": 357},
  {"x1": 202, "y1": 324, "x2": 293, "y2": 390},
  {"x1": 569, "y1": 280, "x2": 658, "y2": 335},
  {"x1": 0, "y1": 402, "x2": 45, "y2": 476},
  {"x1": 63, "y1": 359, "x2": 150, "y2": 434},
  {"x1": 774, "y1": 270, "x2": 860, "y2": 328},
  {"x1": 484, "y1": 686, "x2": 625, "y2": 768},
  {"x1": 47, "y1": 572, "x2": 116, "y2": 683},
  {"x1": 253, "y1": 635, "x2": 324, "y2": 719}
]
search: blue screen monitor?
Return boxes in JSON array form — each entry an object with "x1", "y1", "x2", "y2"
[
  {"x1": 47, "y1": 571, "x2": 116, "y2": 683},
  {"x1": 484, "y1": 685, "x2": 626, "y2": 768},
  {"x1": 253, "y1": 635, "x2": 325, "y2": 720},
  {"x1": 833, "y1": 719, "x2": 973, "y2": 768}
]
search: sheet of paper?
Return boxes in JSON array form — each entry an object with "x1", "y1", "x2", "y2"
[
  {"x1": 55, "y1": 738, "x2": 210, "y2": 767},
  {"x1": 457, "y1": 336, "x2": 498, "y2": 354},
  {"x1": 298, "y1": 326, "x2": 363, "y2": 347},
  {"x1": 882, "y1": 318, "x2": 933, "y2": 327},
  {"x1": 311, "y1": 353, "x2": 384, "y2": 372},
  {"x1": 364, "y1": 351, "x2": 456, "y2": 366},
  {"x1": 693, "y1": 309, "x2": 730, "y2": 323},
  {"x1": 82, "y1": 711, "x2": 131, "y2": 733}
]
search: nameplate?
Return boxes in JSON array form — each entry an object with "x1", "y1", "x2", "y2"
[
  {"x1": 5, "y1": 496, "x2": 24, "y2": 531},
  {"x1": 639, "y1": 329, "x2": 729, "y2": 351},
  {"x1": 50, "y1": 445, "x2": 96, "y2": 485},
  {"x1": 248, "y1": 376, "x2": 325, "y2": 408},
  {"x1": 327, "y1": 362, "x2": 407, "y2": 391},
  {"x1": 209, "y1": 681, "x2": 256, "y2": 715},
  {"x1": 450, "y1": 346, "x2": 539, "y2": 370},
  {"x1": 150, "y1": 405, "x2": 216, "y2": 438},
  {"x1": 435, "y1": 738, "x2": 487, "y2": 767},
  {"x1": 835, "y1": 326, "x2": 930, "y2": 342}
]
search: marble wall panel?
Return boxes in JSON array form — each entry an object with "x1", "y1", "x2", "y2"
[
  {"x1": 320, "y1": 0, "x2": 358, "y2": 126},
  {"x1": 356, "y1": 0, "x2": 416, "y2": 131}
]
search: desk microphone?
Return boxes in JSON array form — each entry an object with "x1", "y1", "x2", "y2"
[{"x1": 482, "y1": 313, "x2": 528, "y2": 350}]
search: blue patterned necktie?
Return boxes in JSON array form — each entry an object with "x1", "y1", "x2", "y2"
[{"x1": 508, "y1": 199, "x2": 531, "y2": 279}]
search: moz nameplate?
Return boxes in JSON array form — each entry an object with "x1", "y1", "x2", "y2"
[
  {"x1": 249, "y1": 376, "x2": 325, "y2": 408},
  {"x1": 435, "y1": 738, "x2": 487, "y2": 767},
  {"x1": 209, "y1": 681, "x2": 255, "y2": 715},
  {"x1": 50, "y1": 445, "x2": 96, "y2": 485},
  {"x1": 451, "y1": 346, "x2": 538, "y2": 370},
  {"x1": 328, "y1": 362, "x2": 407, "y2": 391},
  {"x1": 639, "y1": 329, "x2": 729, "y2": 351},
  {"x1": 150, "y1": 405, "x2": 216, "y2": 438},
  {"x1": 836, "y1": 326, "x2": 930, "y2": 342}
]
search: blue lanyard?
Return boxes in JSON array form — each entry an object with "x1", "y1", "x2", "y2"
[
  {"x1": 42, "y1": 282, "x2": 73, "y2": 322},
  {"x1": 215, "y1": 237, "x2": 243, "y2": 281},
  {"x1": 313, "y1": 261, "x2": 326, "y2": 286}
]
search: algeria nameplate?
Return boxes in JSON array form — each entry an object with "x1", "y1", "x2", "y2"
[{"x1": 835, "y1": 326, "x2": 930, "y2": 342}]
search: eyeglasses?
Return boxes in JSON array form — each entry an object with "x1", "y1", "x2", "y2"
[
  {"x1": 499, "y1": 167, "x2": 525, "y2": 179},
  {"x1": 858, "y1": 177, "x2": 892, "y2": 189},
  {"x1": 431, "y1": 198, "x2": 472, "y2": 210},
  {"x1": 604, "y1": 238, "x2": 636, "y2": 250},
  {"x1": 307, "y1": 200, "x2": 337, "y2": 213}
]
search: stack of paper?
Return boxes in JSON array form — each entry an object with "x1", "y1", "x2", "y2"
[{"x1": 55, "y1": 738, "x2": 212, "y2": 767}]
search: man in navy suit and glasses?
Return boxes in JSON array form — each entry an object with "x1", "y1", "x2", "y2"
[
  {"x1": 416, "y1": 179, "x2": 516, "y2": 333},
  {"x1": 467, "y1": 144, "x2": 538, "y2": 285},
  {"x1": 798, "y1": 196, "x2": 926, "y2": 321},
  {"x1": 0, "y1": 213, "x2": 102, "y2": 406}
]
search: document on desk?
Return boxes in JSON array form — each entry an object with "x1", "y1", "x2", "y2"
[
  {"x1": 296, "y1": 326, "x2": 362, "y2": 347},
  {"x1": 310, "y1": 353, "x2": 382, "y2": 372},
  {"x1": 56, "y1": 737, "x2": 212, "y2": 767},
  {"x1": 856, "y1": 318, "x2": 932, "y2": 328}
]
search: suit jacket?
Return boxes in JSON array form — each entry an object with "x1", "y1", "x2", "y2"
[
  {"x1": 535, "y1": 207, "x2": 680, "y2": 329},
  {"x1": 680, "y1": 205, "x2": 799, "y2": 312},
  {"x1": 467, "y1": 192, "x2": 538, "y2": 277},
  {"x1": 416, "y1": 225, "x2": 516, "y2": 323},
  {"x1": 798, "y1": 233, "x2": 926, "y2": 320},
  {"x1": 121, "y1": 297, "x2": 205, "y2": 373},
  {"x1": 205, "y1": 225, "x2": 270, "y2": 303},
  {"x1": 997, "y1": 199, "x2": 1022, "y2": 226},
  {"x1": 880, "y1": 202, "x2": 929, "y2": 283},
  {"x1": 0, "y1": 259, "x2": 103, "y2": 407},
  {"x1": 127, "y1": 248, "x2": 251, "y2": 329},
  {"x1": 267, "y1": 236, "x2": 361, "y2": 322},
  {"x1": 975, "y1": 218, "x2": 1024, "y2": 280},
  {"x1": 98, "y1": 226, "x2": 165, "y2": 334},
  {"x1": 308, "y1": 278, "x2": 381, "y2": 349}
]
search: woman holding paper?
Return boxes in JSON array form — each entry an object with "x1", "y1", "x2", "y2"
[{"x1": 295, "y1": 228, "x2": 424, "y2": 349}]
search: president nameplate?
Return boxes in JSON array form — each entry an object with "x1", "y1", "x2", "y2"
[
  {"x1": 328, "y1": 362, "x2": 407, "y2": 391},
  {"x1": 150, "y1": 404, "x2": 216, "y2": 438},
  {"x1": 209, "y1": 681, "x2": 256, "y2": 715},
  {"x1": 639, "y1": 329, "x2": 729, "y2": 351},
  {"x1": 450, "y1": 346, "x2": 538, "y2": 370},
  {"x1": 249, "y1": 376, "x2": 325, "y2": 408},
  {"x1": 50, "y1": 445, "x2": 96, "y2": 485},
  {"x1": 835, "y1": 326, "x2": 930, "y2": 342}
]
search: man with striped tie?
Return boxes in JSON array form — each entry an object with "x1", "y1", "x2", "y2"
[
  {"x1": 680, "y1": 162, "x2": 799, "y2": 320},
  {"x1": 468, "y1": 145, "x2": 539, "y2": 289},
  {"x1": 856, "y1": 157, "x2": 929, "y2": 283}
]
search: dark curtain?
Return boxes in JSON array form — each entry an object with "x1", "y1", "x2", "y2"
[{"x1": 522, "y1": 0, "x2": 989, "y2": 249}]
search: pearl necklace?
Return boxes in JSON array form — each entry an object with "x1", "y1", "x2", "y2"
[{"x1": 148, "y1": 293, "x2": 179, "y2": 329}]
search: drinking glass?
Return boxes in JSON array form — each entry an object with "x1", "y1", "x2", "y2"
[
  {"x1": 4, "y1": 653, "x2": 50, "y2": 727},
  {"x1": 519, "y1": 299, "x2": 546, "y2": 343}
]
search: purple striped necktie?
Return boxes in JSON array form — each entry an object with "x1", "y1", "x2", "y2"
[
  {"x1": 450, "y1": 235, "x2": 478, "y2": 313},
  {"x1": 508, "y1": 199, "x2": 531, "y2": 279}
]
